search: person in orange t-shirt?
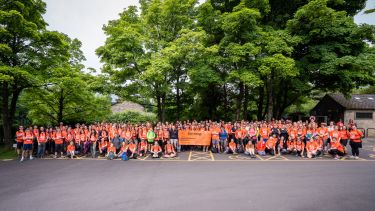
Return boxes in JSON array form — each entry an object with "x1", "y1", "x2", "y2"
[
  {"x1": 37, "y1": 127, "x2": 47, "y2": 158},
  {"x1": 67, "y1": 141, "x2": 76, "y2": 159},
  {"x1": 138, "y1": 139, "x2": 148, "y2": 157},
  {"x1": 164, "y1": 140, "x2": 176, "y2": 158},
  {"x1": 106, "y1": 143, "x2": 117, "y2": 160},
  {"x1": 151, "y1": 142, "x2": 162, "y2": 158},
  {"x1": 266, "y1": 134, "x2": 277, "y2": 155},
  {"x1": 294, "y1": 138, "x2": 305, "y2": 157},
  {"x1": 339, "y1": 125, "x2": 350, "y2": 147},
  {"x1": 329, "y1": 137, "x2": 345, "y2": 159},
  {"x1": 227, "y1": 139, "x2": 237, "y2": 154},
  {"x1": 349, "y1": 125, "x2": 363, "y2": 159},
  {"x1": 256, "y1": 140, "x2": 266, "y2": 156},
  {"x1": 127, "y1": 141, "x2": 138, "y2": 159},
  {"x1": 15, "y1": 126, "x2": 25, "y2": 158},
  {"x1": 21, "y1": 129, "x2": 34, "y2": 162},
  {"x1": 306, "y1": 138, "x2": 319, "y2": 158},
  {"x1": 211, "y1": 126, "x2": 220, "y2": 152},
  {"x1": 54, "y1": 128, "x2": 64, "y2": 158}
]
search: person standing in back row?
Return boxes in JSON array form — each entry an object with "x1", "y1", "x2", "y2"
[{"x1": 349, "y1": 125, "x2": 363, "y2": 159}]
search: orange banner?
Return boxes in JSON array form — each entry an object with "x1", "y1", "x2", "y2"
[{"x1": 178, "y1": 130, "x2": 211, "y2": 146}]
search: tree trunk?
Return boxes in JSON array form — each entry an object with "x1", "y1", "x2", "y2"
[
  {"x1": 223, "y1": 83, "x2": 229, "y2": 121},
  {"x1": 2, "y1": 82, "x2": 21, "y2": 148},
  {"x1": 176, "y1": 77, "x2": 181, "y2": 121},
  {"x1": 236, "y1": 82, "x2": 244, "y2": 120},
  {"x1": 242, "y1": 85, "x2": 249, "y2": 120},
  {"x1": 257, "y1": 86, "x2": 264, "y2": 120},
  {"x1": 57, "y1": 89, "x2": 64, "y2": 124},
  {"x1": 161, "y1": 93, "x2": 166, "y2": 123},
  {"x1": 267, "y1": 74, "x2": 274, "y2": 121},
  {"x1": 156, "y1": 95, "x2": 162, "y2": 122}
]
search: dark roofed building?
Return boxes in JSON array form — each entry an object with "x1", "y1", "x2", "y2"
[{"x1": 311, "y1": 94, "x2": 375, "y2": 136}]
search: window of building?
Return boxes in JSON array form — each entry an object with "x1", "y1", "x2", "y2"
[{"x1": 355, "y1": 112, "x2": 373, "y2": 120}]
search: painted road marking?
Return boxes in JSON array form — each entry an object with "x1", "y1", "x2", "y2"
[
  {"x1": 210, "y1": 151, "x2": 215, "y2": 161},
  {"x1": 256, "y1": 155, "x2": 264, "y2": 160},
  {"x1": 228, "y1": 155, "x2": 252, "y2": 160},
  {"x1": 266, "y1": 155, "x2": 288, "y2": 161},
  {"x1": 189, "y1": 151, "x2": 213, "y2": 161}
]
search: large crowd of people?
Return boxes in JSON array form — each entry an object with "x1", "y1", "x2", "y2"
[{"x1": 14, "y1": 118, "x2": 364, "y2": 162}]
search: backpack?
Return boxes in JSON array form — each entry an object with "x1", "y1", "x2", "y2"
[
  {"x1": 237, "y1": 144, "x2": 244, "y2": 153},
  {"x1": 121, "y1": 153, "x2": 128, "y2": 161}
]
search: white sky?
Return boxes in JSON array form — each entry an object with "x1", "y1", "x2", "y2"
[{"x1": 43, "y1": 0, "x2": 375, "y2": 71}]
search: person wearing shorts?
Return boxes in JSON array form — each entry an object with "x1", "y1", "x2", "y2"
[
  {"x1": 21, "y1": 129, "x2": 34, "y2": 162},
  {"x1": 15, "y1": 126, "x2": 24, "y2": 159}
]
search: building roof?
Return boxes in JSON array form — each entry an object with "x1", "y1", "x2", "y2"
[
  {"x1": 328, "y1": 94, "x2": 375, "y2": 110},
  {"x1": 111, "y1": 101, "x2": 145, "y2": 113}
]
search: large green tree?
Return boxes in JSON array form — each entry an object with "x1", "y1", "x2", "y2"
[
  {"x1": 0, "y1": 0, "x2": 69, "y2": 145},
  {"x1": 97, "y1": 0, "x2": 375, "y2": 122}
]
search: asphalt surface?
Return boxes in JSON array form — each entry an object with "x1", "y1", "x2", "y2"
[{"x1": 1, "y1": 159, "x2": 375, "y2": 211}]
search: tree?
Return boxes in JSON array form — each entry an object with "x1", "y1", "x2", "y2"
[
  {"x1": 97, "y1": 0, "x2": 197, "y2": 122},
  {"x1": 0, "y1": 0, "x2": 68, "y2": 146}
]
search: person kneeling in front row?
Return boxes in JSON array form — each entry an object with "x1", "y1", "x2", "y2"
[
  {"x1": 127, "y1": 141, "x2": 138, "y2": 159},
  {"x1": 107, "y1": 143, "x2": 117, "y2": 160},
  {"x1": 256, "y1": 139, "x2": 266, "y2": 156},
  {"x1": 164, "y1": 140, "x2": 176, "y2": 158},
  {"x1": 329, "y1": 137, "x2": 346, "y2": 160},
  {"x1": 151, "y1": 142, "x2": 162, "y2": 158},
  {"x1": 66, "y1": 141, "x2": 76, "y2": 159},
  {"x1": 244, "y1": 141, "x2": 256, "y2": 158},
  {"x1": 226, "y1": 139, "x2": 237, "y2": 154}
]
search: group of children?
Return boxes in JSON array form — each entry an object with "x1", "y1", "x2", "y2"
[{"x1": 14, "y1": 119, "x2": 363, "y2": 161}]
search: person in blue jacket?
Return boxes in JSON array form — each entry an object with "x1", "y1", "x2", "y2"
[{"x1": 219, "y1": 127, "x2": 228, "y2": 153}]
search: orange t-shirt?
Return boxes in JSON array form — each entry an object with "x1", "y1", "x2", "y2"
[
  {"x1": 349, "y1": 130, "x2": 363, "y2": 142},
  {"x1": 151, "y1": 145, "x2": 161, "y2": 152},
  {"x1": 229, "y1": 142, "x2": 236, "y2": 149},
  {"x1": 256, "y1": 141, "x2": 266, "y2": 151},
  {"x1": 67, "y1": 145, "x2": 75, "y2": 152},
  {"x1": 16, "y1": 131, "x2": 24, "y2": 142}
]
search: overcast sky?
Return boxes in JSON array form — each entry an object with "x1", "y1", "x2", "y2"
[{"x1": 43, "y1": 0, "x2": 375, "y2": 71}]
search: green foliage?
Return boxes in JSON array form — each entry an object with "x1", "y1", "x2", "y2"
[
  {"x1": 94, "y1": 0, "x2": 375, "y2": 122},
  {"x1": 106, "y1": 111, "x2": 157, "y2": 123},
  {"x1": 0, "y1": 143, "x2": 17, "y2": 159}
]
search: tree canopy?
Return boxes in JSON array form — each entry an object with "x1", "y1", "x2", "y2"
[{"x1": 97, "y1": 0, "x2": 375, "y2": 121}]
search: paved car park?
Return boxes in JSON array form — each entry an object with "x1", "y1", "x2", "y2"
[{"x1": 1, "y1": 139, "x2": 374, "y2": 211}]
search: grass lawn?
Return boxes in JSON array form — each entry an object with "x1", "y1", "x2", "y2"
[{"x1": 0, "y1": 144, "x2": 17, "y2": 160}]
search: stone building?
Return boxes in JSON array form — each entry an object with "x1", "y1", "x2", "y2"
[{"x1": 311, "y1": 94, "x2": 375, "y2": 137}]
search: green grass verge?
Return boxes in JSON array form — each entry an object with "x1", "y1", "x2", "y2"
[{"x1": 0, "y1": 144, "x2": 17, "y2": 160}]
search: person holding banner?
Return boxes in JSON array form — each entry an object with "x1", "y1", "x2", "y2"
[{"x1": 211, "y1": 125, "x2": 220, "y2": 153}]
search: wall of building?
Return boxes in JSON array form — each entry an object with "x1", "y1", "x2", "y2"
[{"x1": 344, "y1": 110, "x2": 375, "y2": 137}]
